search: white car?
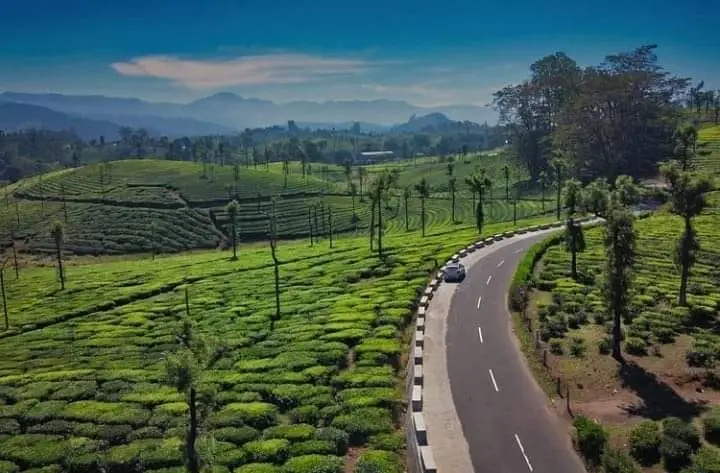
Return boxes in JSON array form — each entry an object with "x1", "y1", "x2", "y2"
[{"x1": 444, "y1": 262, "x2": 466, "y2": 283}]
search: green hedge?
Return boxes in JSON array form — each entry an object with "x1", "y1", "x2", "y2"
[
  {"x1": 281, "y1": 454, "x2": 344, "y2": 473},
  {"x1": 354, "y1": 450, "x2": 403, "y2": 473}
]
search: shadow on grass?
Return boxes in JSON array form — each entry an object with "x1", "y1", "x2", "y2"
[{"x1": 618, "y1": 361, "x2": 709, "y2": 421}]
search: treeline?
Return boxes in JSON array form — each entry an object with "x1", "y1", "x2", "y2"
[
  {"x1": 0, "y1": 129, "x2": 83, "y2": 183},
  {"x1": 494, "y1": 44, "x2": 712, "y2": 183}
]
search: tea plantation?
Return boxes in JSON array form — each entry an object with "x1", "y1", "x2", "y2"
[
  {"x1": 0, "y1": 208, "x2": 554, "y2": 473},
  {"x1": 0, "y1": 156, "x2": 548, "y2": 256},
  {"x1": 525, "y1": 196, "x2": 720, "y2": 471}
]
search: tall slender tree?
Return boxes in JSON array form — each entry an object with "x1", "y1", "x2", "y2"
[
  {"x1": 164, "y1": 301, "x2": 227, "y2": 473},
  {"x1": 465, "y1": 171, "x2": 492, "y2": 233},
  {"x1": 660, "y1": 162, "x2": 712, "y2": 306},
  {"x1": 604, "y1": 208, "x2": 636, "y2": 361},
  {"x1": 563, "y1": 178, "x2": 583, "y2": 216},
  {"x1": 538, "y1": 170, "x2": 550, "y2": 212},
  {"x1": 1, "y1": 264, "x2": 8, "y2": 330},
  {"x1": 565, "y1": 218, "x2": 586, "y2": 279},
  {"x1": 226, "y1": 200, "x2": 239, "y2": 260},
  {"x1": 674, "y1": 124, "x2": 698, "y2": 170},
  {"x1": 51, "y1": 221, "x2": 65, "y2": 290},
  {"x1": 502, "y1": 164, "x2": 510, "y2": 201},
  {"x1": 449, "y1": 177, "x2": 457, "y2": 223},
  {"x1": 350, "y1": 182, "x2": 358, "y2": 226},
  {"x1": 414, "y1": 178, "x2": 430, "y2": 237},
  {"x1": 403, "y1": 186, "x2": 411, "y2": 231},
  {"x1": 581, "y1": 178, "x2": 611, "y2": 218},
  {"x1": 268, "y1": 198, "x2": 281, "y2": 330},
  {"x1": 551, "y1": 158, "x2": 565, "y2": 220}
]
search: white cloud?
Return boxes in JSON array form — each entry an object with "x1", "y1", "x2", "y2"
[{"x1": 111, "y1": 53, "x2": 376, "y2": 89}]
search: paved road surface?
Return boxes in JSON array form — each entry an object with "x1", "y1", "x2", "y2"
[{"x1": 446, "y1": 234, "x2": 587, "y2": 473}]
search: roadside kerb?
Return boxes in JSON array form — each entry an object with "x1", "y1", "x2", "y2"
[{"x1": 406, "y1": 217, "x2": 596, "y2": 472}]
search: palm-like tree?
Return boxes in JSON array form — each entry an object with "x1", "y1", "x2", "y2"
[
  {"x1": 226, "y1": 200, "x2": 239, "y2": 260},
  {"x1": 538, "y1": 170, "x2": 550, "y2": 212},
  {"x1": 449, "y1": 177, "x2": 457, "y2": 223},
  {"x1": 565, "y1": 218, "x2": 586, "y2": 280},
  {"x1": 414, "y1": 178, "x2": 430, "y2": 237},
  {"x1": 357, "y1": 167, "x2": 367, "y2": 202},
  {"x1": 465, "y1": 171, "x2": 492, "y2": 233},
  {"x1": 502, "y1": 164, "x2": 510, "y2": 201},
  {"x1": 551, "y1": 158, "x2": 566, "y2": 220},
  {"x1": 674, "y1": 123, "x2": 698, "y2": 170},
  {"x1": 403, "y1": 186, "x2": 411, "y2": 231},
  {"x1": 368, "y1": 175, "x2": 388, "y2": 256},
  {"x1": 604, "y1": 208, "x2": 636, "y2": 362},
  {"x1": 661, "y1": 162, "x2": 712, "y2": 306},
  {"x1": 51, "y1": 221, "x2": 65, "y2": 290},
  {"x1": 563, "y1": 178, "x2": 583, "y2": 217}
]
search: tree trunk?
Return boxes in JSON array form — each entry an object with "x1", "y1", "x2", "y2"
[
  {"x1": 541, "y1": 185, "x2": 545, "y2": 211},
  {"x1": 11, "y1": 238, "x2": 18, "y2": 279},
  {"x1": 513, "y1": 200, "x2": 517, "y2": 226},
  {"x1": 678, "y1": 218, "x2": 691, "y2": 306},
  {"x1": 231, "y1": 219, "x2": 237, "y2": 260},
  {"x1": 187, "y1": 387, "x2": 199, "y2": 473},
  {"x1": 55, "y1": 238, "x2": 65, "y2": 290},
  {"x1": 612, "y1": 305, "x2": 623, "y2": 362},
  {"x1": 328, "y1": 209, "x2": 333, "y2": 249},
  {"x1": 377, "y1": 199, "x2": 383, "y2": 257},
  {"x1": 556, "y1": 184, "x2": 561, "y2": 220},
  {"x1": 308, "y1": 208, "x2": 314, "y2": 246},
  {"x1": 404, "y1": 196, "x2": 409, "y2": 231},
  {"x1": 505, "y1": 178, "x2": 509, "y2": 201},
  {"x1": 1, "y1": 268, "x2": 8, "y2": 330},
  {"x1": 451, "y1": 190, "x2": 456, "y2": 223},
  {"x1": 369, "y1": 199, "x2": 376, "y2": 250},
  {"x1": 420, "y1": 197, "x2": 426, "y2": 237},
  {"x1": 273, "y1": 260, "x2": 280, "y2": 329},
  {"x1": 571, "y1": 249, "x2": 577, "y2": 280}
]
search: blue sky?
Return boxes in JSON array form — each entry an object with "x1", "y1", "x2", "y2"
[{"x1": 1, "y1": 0, "x2": 718, "y2": 106}]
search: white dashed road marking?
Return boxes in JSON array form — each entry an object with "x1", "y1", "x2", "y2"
[
  {"x1": 497, "y1": 260, "x2": 505, "y2": 267},
  {"x1": 486, "y1": 275, "x2": 492, "y2": 285},
  {"x1": 488, "y1": 369, "x2": 499, "y2": 392},
  {"x1": 515, "y1": 434, "x2": 534, "y2": 471},
  {"x1": 476, "y1": 296, "x2": 482, "y2": 309},
  {"x1": 478, "y1": 327, "x2": 484, "y2": 343}
]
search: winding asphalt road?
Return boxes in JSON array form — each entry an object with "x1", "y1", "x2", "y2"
[{"x1": 446, "y1": 234, "x2": 587, "y2": 473}]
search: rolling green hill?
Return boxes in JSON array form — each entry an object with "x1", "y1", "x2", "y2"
[{"x1": 1, "y1": 154, "x2": 549, "y2": 256}]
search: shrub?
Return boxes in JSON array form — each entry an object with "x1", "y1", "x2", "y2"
[
  {"x1": 688, "y1": 445, "x2": 720, "y2": 473},
  {"x1": 210, "y1": 403, "x2": 279, "y2": 429},
  {"x1": 601, "y1": 448, "x2": 639, "y2": 473},
  {"x1": 660, "y1": 436, "x2": 693, "y2": 471},
  {"x1": 598, "y1": 336, "x2": 611, "y2": 355},
  {"x1": 354, "y1": 450, "x2": 403, "y2": 473},
  {"x1": 330, "y1": 408, "x2": 393, "y2": 445},
  {"x1": 244, "y1": 439, "x2": 290, "y2": 464},
  {"x1": 0, "y1": 434, "x2": 67, "y2": 469},
  {"x1": 318, "y1": 405, "x2": 343, "y2": 424},
  {"x1": 281, "y1": 454, "x2": 344, "y2": 473},
  {"x1": 0, "y1": 419, "x2": 20, "y2": 435},
  {"x1": 127, "y1": 426, "x2": 164, "y2": 441},
  {"x1": 263, "y1": 424, "x2": 316, "y2": 442},
  {"x1": 703, "y1": 407, "x2": 720, "y2": 445},
  {"x1": 625, "y1": 337, "x2": 647, "y2": 356},
  {"x1": 663, "y1": 417, "x2": 700, "y2": 450},
  {"x1": 60, "y1": 401, "x2": 150, "y2": 427},
  {"x1": 233, "y1": 465, "x2": 279, "y2": 473},
  {"x1": 0, "y1": 461, "x2": 19, "y2": 473},
  {"x1": 214, "y1": 426, "x2": 260, "y2": 446},
  {"x1": 573, "y1": 415, "x2": 607, "y2": 464},
  {"x1": 66, "y1": 453, "x2": 104, "y2": 473},
  {"x1": 628, "y1": 421, "x2": 660, "y2": 465},
  {"x1": 569, "y1": 337, "x2": 586, "y2": 357},
  {"x1": 314, "y1": 427, "x2": 349, "y2": 455},
  {"x1": 290, "y1": 440, "x2": 337, "y2": 456},
  {"x1": 368, "y1": 433, "x2": 405, "y2": 453},
  {"x1": 288, "y1": 406, "x2": 319, "y2": 425},
  {"x1": 549, "y1": 339, "x2": 564, "y2": 355}
]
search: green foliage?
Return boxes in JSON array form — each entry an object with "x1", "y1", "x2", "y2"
[
  {"x1": 573, "y1": 415, "x2": 608, "y2": 465},
  {"x1": 244, "y1": 439, "x2": 291, "y2": 464},
  {"x1": 263, "y1": 424, "x2": 316, "y2": 442},
  {"x1": 0, "y1": 461, "x2": 19, "y2": 473},
  {"x1": 331, "y1": 408, "x2": 394, "y2": 445},
  {"x1": 280, "y1": 454, "x2": 344, "y2": 473},
  {"x1": 233, "y1": 464, "x2": 279, "y2": 473},
  {"x1": 628, "y1": 421, "x2": 661, "y2": 465},
  {"x1": 368, "y1": 433, "x2": 405, "y2": 453},
  {"x1": 602, "y1": 447, "x2": 640, "y2": 473},
  {"x1": 686, "y1": 445, "x2": 720, "y2": 473},
  {"x1": 354, "y1": 450, "x2": 403, "y2": 473},
  {"x1": 314, "y1": 427, "x2": 349, "y2": 455},
  {"x1": 703, "y1": 407, "x2": 720, "y2": 445},
  {"x1": 662, "y1": 417, "x2": 700, "y2": 471}
]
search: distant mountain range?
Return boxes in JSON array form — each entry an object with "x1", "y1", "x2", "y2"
[{"x1": 0, "y1": 91, "x2": 497, "y2": 137}]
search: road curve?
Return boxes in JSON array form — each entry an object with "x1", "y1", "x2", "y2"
[{"x1": 446, "y1": 233, "x2": 587, "y2": 473}]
